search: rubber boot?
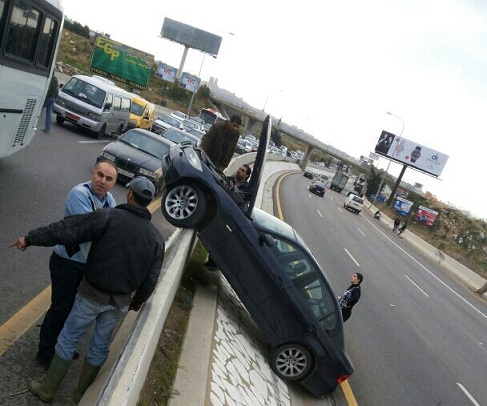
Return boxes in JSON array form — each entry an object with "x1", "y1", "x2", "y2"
[
  {"x1": 73, "y1": 361, "x2": 101, "y2": 403},
  {"x1": 28, "y1": 354, "x2": 71, "y2": 403}
]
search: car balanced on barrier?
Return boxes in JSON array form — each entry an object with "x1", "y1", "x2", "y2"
[{"x1": 159, "y1": 116, "x2": 354, "y2": 398}]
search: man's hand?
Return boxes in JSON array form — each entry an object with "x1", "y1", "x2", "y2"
[
  {"x1": 9, "y1": 237, "x2": 28, "y2": 251},
  {"x1": 129, "y1": 298, "x2": 143, "y2": 312}
]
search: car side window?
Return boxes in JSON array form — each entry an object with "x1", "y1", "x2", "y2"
[
  {"x1": 297, "y1": 278, "x2": 339, "y2": 332},
  {"x1": 270, "y1": 237, "x2": 314, "y2": 281}
]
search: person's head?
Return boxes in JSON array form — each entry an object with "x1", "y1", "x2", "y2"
[
  {"x1": 351, "y1": 272, "x2": 363, "y2": 285},
  {"x1": 127, "y1": 176, "x2": 155, "y2": 207},
  {"x1": 228, "y1": 115, "x2": 242, "y2": 135},
  {"x1": 235, "y1": 164, "x2": 252, "y2": 182},
  {"x1": 91, "y1": 160, "x2": 118, "y2": 199}
]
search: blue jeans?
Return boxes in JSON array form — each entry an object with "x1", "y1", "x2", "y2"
[
  {"x1": 43, "y1": 96, "x2": 55, "y2": 131},
  {"x1": 55, "y1": 293, "x2": 128, "y2": 366}
]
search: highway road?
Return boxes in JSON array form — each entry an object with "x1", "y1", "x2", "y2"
[
  {"x1": 278, "y1": 173, "x2": 487, "y2": 405},
  {"x1": 1, "y1": 116, "x2": 486, "y2": 405}
]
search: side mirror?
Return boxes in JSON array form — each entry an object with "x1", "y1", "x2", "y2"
[{"x1": 259, "y1": 233, "x2": 275, "y2": 247}]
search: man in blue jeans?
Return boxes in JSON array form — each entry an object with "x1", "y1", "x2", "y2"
[
  {"x1": 36, "y1": 160, "x2": 117, "y2": 370},
  {"x1": 42, "y1": 73, "x2": 59, "y2": 133},
  {"x1": 10, "y1": 177, "x2": 165, "y2": 403}
]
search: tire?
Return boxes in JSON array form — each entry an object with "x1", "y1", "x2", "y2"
[
  {"x1": 56, "y1": 115, "x2": 65, "y2": 125},
  {"x1": 161, "y1": 183, "x2": 207, "y2": 228},
  {"x1": 270, "y1": 343, "x2": 313, "y2": 382},
  {"x1": 96, "y1": 124, "x2": 106, "y2": 139},
  {"x1": 116, "y1": 124, "x2": 124, "y2": 136}
]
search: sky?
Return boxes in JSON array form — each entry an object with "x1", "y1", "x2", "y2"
[{"x1": 61, "y1": 0, "x2": 487, "y2": 219}]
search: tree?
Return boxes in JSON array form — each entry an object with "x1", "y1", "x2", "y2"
[{"x1": 365, "y1": 166, "x2": 385, "y2": 198}]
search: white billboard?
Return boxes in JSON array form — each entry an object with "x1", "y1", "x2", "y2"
[
  {"x1": 374, "y1": 130, "x2": 449, "y2": 177},
  {"x1": 179, "y1": 72, "x2": 200, "y2": 93},
  {"x1": 155, "y1": 62, "x2": 177, "y2": 83}
]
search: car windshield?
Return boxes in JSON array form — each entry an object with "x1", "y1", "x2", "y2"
[
  {"x1": 315, "y1": 181, "x2": 326, "y2": 187},
  {"x1": 162, "y1": 115, "x2": 181, "y2": 127},
  {"x1": 130, "y1": 101, "x2": 145, "y2": 116},
  {"x1": 163, "y1": 129, "x2": 195, "y2": 144},
  {"x1": 62, "y1": 77, "x2": 106, "y2": 108},
  {"x1": 119, "y1": 130, "x2": 170, "y2": 159}
]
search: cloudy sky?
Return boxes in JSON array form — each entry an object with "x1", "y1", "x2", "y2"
[{"x1": 62, "y1": 0, "x2": 487, "y2": 219}]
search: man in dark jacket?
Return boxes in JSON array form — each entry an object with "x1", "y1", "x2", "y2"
[
  {"x1": 42, "y1": 73, "x2": 59, "y2": 133},
  {"x1": 10, "y1": 177, "x2": 165, "y2": 404},
  {"x1": 200, "y1": 114, "x2": 242, "y2": 170}
]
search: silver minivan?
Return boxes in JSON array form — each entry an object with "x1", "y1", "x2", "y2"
[{"x1": 53, "y1": 75, "x2": 131, "y2": 139}]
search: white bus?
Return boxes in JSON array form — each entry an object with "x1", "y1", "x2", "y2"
[
  {"x1": 198, "y1": 107, "x2": 226, "y2": 131},
  {"x1": 0, "y1": 0, "x2": 64, "y2": 158}
]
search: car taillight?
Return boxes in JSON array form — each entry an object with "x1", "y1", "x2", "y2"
[{"x1": 337, "y1": 374, "x2": 351, "y2": 384}]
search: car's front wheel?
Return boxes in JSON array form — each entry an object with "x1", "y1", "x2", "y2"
[
  {"x1": 162, "y1": 183, "x2": 207, "y2": 228},
  {"x1": 270, "y1": 343, "x2": 313, "y2": 382}
]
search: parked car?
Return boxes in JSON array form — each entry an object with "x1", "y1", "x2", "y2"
[
  {"x1": 159, "y1": 116, "x2": 353, "y2": 398},
  {"x1": 185, "y1": 127, "x2": 206, "y2": 141},
  {"x1": 303, "y1": 171, "x2": 314, "y2": 179},
  {"x1": 181, "y1": 118, "x2": 205, "y2": 132},
  {"x1": 150, "y1": 114, "x2": 184, "y2": 134},
  {"x1": 343, "y1": 194, "x2": 364, "y2": 214},
  {"x1": 160, "y1": 127, "x2": 201, "y2": 146},
  {"x1": 309, "y1": 181, "x2": 327, "y2": 197},
  {"x1": 97, "y1": 128, "x2": 175, "y2": 194},
  {"x1": 235, "y1": 138, "x2": 248, "y2": 154},
  {"x1": 170, "y1": 110, "x2": 187, "y2": 120}
]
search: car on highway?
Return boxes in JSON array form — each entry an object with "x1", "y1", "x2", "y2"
[
  {"x1": 150, "y1": 114, "x2": 184, "y2": 134},
  {"x1": 309, "y1": 180, "x2": 327, "y2": 197},
  {"x1": 235, "y1": 138, "x2": 248, "y2": 154},
  {"x1": 159, "y1": 116, "x2": 353, "y2": 398},
  {"x1": 303, "y1": 171, "x2": 314, "y2": 179},
  {"x1": 97, "y1": 128, "x2": 175, "y2": 194},
  {"x1": 159, "y1": 127, "x2": 201, "y2": 146},
  {"x1": 343, "y1": 193, "x2": 364, "y2": 214}
]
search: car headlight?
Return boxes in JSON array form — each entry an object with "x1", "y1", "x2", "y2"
[
  {"x1": 139, "y1": 167, "x2": 155, "y2": 178},
  {"x1": 101, "y1": 151, "x2": 116, "y2": 161},
  {"x1": 87, "y1": 112, "x2": 101, "y2": 121},
  {"x1": 184, "y1": 147, "x2": 202, "y2": 172}
]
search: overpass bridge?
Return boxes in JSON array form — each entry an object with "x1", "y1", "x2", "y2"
[{"x1": 206, "y1": 82, "x2": 368, "y2": 175}]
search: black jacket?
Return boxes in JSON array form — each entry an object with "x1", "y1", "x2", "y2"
[{"x1": 25, "y1": 204, "x2": 165, "y2": 304}]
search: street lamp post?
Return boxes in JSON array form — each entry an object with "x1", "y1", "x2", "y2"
[
  {"x1": 262, "y1": 89, "x2": 282, "y2": 112},
  {"x1": 372, "y1": 112, "x2": 405, "y2": 207}
]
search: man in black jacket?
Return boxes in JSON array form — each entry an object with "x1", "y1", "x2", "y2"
[{"x1": 10, "y1": 177, "x2": 165, "y2": 404}]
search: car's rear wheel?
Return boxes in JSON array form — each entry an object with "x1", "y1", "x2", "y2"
[
  {"x1": 270, "y1": 343, "x2": 313, "y2": 382},
  {"x1": 162, "y1": 183, "x2": 207, "y2": 228}
]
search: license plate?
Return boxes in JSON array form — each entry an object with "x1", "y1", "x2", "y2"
[
  {"x1": 66, "y1": 112, "x2": 80, "y2": 121},
  {"x1": 118, "y1": 168, "x2": 134, "y2": 178}
]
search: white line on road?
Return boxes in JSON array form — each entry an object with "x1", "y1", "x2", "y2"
[
  {"x1": 78, "y1": 140, "x2": 110, "y2": 144},
  {"x1": 344, "y1": 248, "x2": 360, "y2": 267},
  {"x1": 317, "y1": 210, "x2": 323, "y2": 218},
  {"x1": 404, "y1": 274, "x2": 430, "y2": 297},
  {"x1": 357, "y1": 227, "x2": 366, "y2": 237},
  {"x1": 364, "y1": 216, "x2": 487, "y2": 321},
  {"x1": 456, "y1": 382, "x2": 481, "y2": 406}
]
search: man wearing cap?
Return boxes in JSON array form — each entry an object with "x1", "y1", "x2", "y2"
[
  {"x1": 200, "y1": 114, "x2": 242, "y2": 170},
  {"x1": 10, "y1": 177, "x2": 165, "y2": 404}
]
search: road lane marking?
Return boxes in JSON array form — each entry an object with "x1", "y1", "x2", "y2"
[
  {"x1": 344, "y1": 248, "x2": 360, "y2": 267},
  {"x1": 404, "y1": 274, "x2": 430, "y2": 297},
  {"x1": 364, "y1": 216, "x2": 487, "y2": 321},
  {"x1": 457, "y1": 383, "x2": 481, "y2": 406},
  {"x1": 0, "y1": 286, "x2": 51, "y2": 357},
  {"x1": 78, "y1": 140, "x2": 111, "y2": 144},
  {"x1": 340, "y1": 380, "x2": 359, "y2": 406},
  {"x1": 356, "y1": 227, "x2": 366, "y2": 237},
  {"x1": 317, "y1": 210, "x2": 323, "y2": 218}
]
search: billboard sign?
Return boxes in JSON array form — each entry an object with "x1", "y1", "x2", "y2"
[
  {"x1": 156, "y1": 62, "x2": 177, "y2": 83},
  {"x1": 374, "y1": 130, "x2": 449, "y2": 177},
  {"x1": 393, "y1": 196, "x2": 414, "y2": 217},
  {"x1": 161, "y1": 18, "x2": 222, "y2": 56},
  {"x1": 179, "y1": 72, "x2": 200, "y2": 93},
  {"x1": 415, "y1": 205, "x2": 439, "y2": 227},
  {"x1": 90, "y1": 35, "x2": 154, "y2": 90}
]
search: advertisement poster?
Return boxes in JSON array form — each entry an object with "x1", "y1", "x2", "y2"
[
  {"x1": 415, "y1": 205, "x2": 439, "y2": 227},
  {"x1": 90, "y1": 35, "x2": 154, "y2": 90},
  {"x1": 179, "y1": 72, "x2": 200, "y2": 93},
  {"x1": 155, "y1": 62, "x2": 177, "y2": 83},
  {"x1": 374, "y1": 130, "x2": 449, "y2": 177},
  {"x1": 393, "y1": 196, "x2": 414, "y2": 217}
]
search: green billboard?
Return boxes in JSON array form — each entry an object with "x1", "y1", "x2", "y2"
[{"x1": 90, "y1": 35, "x2": 154, "y2": 90}]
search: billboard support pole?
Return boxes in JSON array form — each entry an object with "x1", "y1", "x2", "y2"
[{"x1": 387, "y1": 164, "x2": 407, "y2": 206}]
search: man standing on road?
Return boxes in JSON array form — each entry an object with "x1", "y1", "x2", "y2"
[
  {"x1": 10, "y1": 176, "x2": 165, "y2": 404},
  {"x1": 42, "y1": 73, "x2": 59, "y2": 134},
  {"x1": 36, "y1": 160, "x2": 117, "y2": 370},
  {"x1": 200, "y1": 114, "x2": 242, "y2": 170}
]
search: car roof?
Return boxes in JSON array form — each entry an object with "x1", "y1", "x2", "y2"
[
  {"x1": 163, "y1": 127, "x2": 200, "y2": 144},
  {"x1": 314, "y1": 181, "x2": 327, "y2": 187}
]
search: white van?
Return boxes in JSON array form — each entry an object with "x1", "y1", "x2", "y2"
[{"x1": 53, "y1": 75, "x2": 132, "y2": 139}]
